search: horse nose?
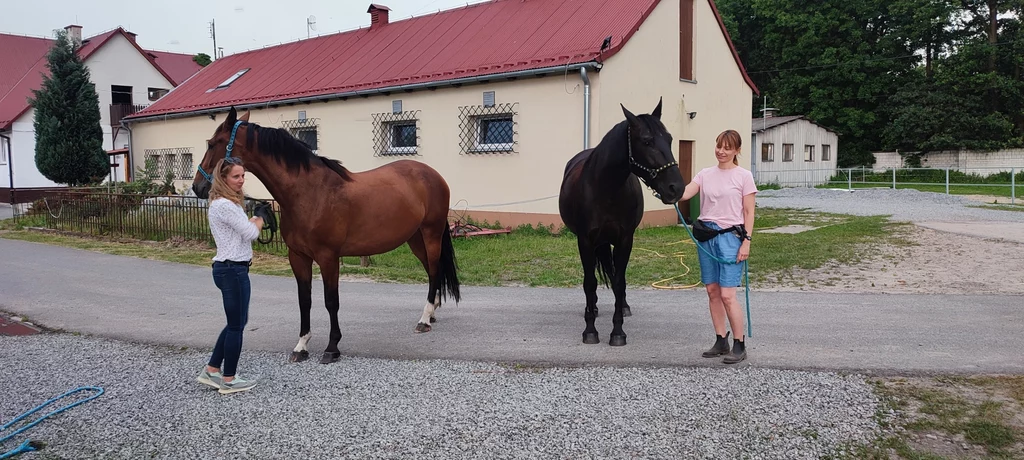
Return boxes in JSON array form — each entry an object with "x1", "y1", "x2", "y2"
[{"x1": 668, "y1": 183, "x2": 680, "y2": 197}]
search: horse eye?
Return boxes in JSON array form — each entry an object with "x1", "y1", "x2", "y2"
[{"x1": 643, "y1": 138, "x2": 653, "y2": 146}]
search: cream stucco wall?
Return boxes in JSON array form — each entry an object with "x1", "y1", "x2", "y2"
[
  {"x1": 597, "y1": 0, "x2": 754, "y2": 211},
  {"x1": 129, "y1": 74, "x2": 592, "y2": 220}
]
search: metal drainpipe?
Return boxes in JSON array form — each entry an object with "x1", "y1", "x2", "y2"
[
  {"x1": 121, "y1": 119, "x2": 134, "y2": 182},
  {"x1": 1, "y1": 132, "x2": 12, "y2": 204},
  {"x1": 580, "y1": 67, "x2": 591, "y2": 150}
]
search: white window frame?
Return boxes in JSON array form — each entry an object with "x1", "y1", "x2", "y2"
[
  {"x1": 782, "y1": 143, "x2": 794, "y2": 162},
  {"x1": 0, "y1": 139, "x2": 8, "y2": 165},
  {"x1": 290, "y1": 127, "x2": 319, "y2": 154},
  {"x1": 804, "y1": 145, "x2": 815, "y2": 162},
  {"x1": 472, "y1": 114, "x2": 515, "y2": 152},
  {"x1": 821, "y1": 144, "x2": 831, "y2": 161},
  {"x1": 385, "y1": 121, "x2": 418, "y2": 155}
]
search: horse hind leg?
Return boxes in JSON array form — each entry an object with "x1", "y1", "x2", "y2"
[
  {"x1": 407, "y1": 230, "x2": 438, "y2": 333},
  {"x1": 288, "y1": 250, "x2": 314, "y2": 362},
  {"x1": 578, "y1": 240, "x2": 600, "y2": 344},
  {"x1": 608, "y1": 237, "x2": 635, "y2": 347},
  {"x1": 597, "y1": 244, "x2": 630, "y2": 318},
  {"x1": 318, "y1": 255, "x2": 343, "y2": 364}
]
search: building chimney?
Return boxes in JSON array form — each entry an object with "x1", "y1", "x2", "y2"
[
  {"x1": 64, "y1": 24, "x2": 83, "y2": 43},
  {"x1": 761, "y1": 107, "x2": 780, "y2": 118},
  {"x1": 124, "y1": 30, "x2": 138, "y2": 43},
  {"x1": 368, "y1": 4, "x2": 391, "y2": 29}
]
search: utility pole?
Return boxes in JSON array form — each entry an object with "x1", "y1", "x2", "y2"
[{"x1": 209, "y1": 19, "x2": 217, "y2": 60}]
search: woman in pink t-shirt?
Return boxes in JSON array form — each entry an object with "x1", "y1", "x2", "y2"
[{"x1": 679, "y1": 129, "x2": 757, "y2": 364}]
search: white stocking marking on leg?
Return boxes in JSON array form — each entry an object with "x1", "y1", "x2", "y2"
[
  {"x1": 293, "y1": 333, "x2": 312, "y2": 353},
  {"x1": 418, "y1": 301, "x2": 436, "y2": 325}
]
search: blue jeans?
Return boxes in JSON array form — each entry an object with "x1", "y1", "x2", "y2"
[
  {"x1": 696, "y1": 221, "x2": 744, "y2": 288},
  {"x1": 208, "y1": 262, "x2": 251, "y2": 377}
]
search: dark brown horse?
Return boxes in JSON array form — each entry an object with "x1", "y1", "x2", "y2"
[
  {"x1": 558, "y1": 98, "x2": 684, "y2": 346},
  {"x1": 192, "y1": 107, "x2": 460, "y2": 364}
]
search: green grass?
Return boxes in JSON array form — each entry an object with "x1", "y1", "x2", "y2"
[
  {"x1": 2, "y1": 207, "x2": 910, "y2": 289},
  {"x1": 832, "y1": 182, "x2": 1024, "y2": 199}
]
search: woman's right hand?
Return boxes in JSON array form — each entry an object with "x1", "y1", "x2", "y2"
[{"x1": 250, "y1": 216, "x2": 265, "y2": 229}]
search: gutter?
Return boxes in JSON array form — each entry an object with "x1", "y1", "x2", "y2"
[
  {"x1": 1, "y1": 132, "x2": 12, "y2": 203},
  {"x1": 579, "y1": 67, "x2": 591, "y2": 150},
  {"x1": 124, "y1": 62, "x2": 603, "y2": 123}
]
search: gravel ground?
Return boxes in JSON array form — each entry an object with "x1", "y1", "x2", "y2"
[
  {"x1": 1, "y1": 333, "x2": 887, "y2": 459},
  {"x1": 756, "y1": 187, "x2": 1024, "y2": 222}
]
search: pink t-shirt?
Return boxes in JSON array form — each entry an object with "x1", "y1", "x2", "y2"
[{"x1": 693, "y1": 165, "x2": 758, "y2": 227}]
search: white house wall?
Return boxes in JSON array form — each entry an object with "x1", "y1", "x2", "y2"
[
  {"x1": 753, "y1": 119, "x2": 839, "y2": 186},
  {"x1": 7, "y1": 108, "x2": 57, "y2": 188}
]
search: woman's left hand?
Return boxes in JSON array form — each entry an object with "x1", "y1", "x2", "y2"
[{"x1": 737, "y1": 240, "x2": 750, "y2": 262}]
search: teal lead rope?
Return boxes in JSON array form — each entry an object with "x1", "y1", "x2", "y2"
[
  {"x1": 672, "y1": 204, "x2": 752, "y2": 338},
  {"x1": 1, "y1": 386, "x2": 104, "y2": 459}
]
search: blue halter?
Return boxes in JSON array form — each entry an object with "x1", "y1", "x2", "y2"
[{"x1": 197, "y1": 120, "x2": 245, "y2": 183}]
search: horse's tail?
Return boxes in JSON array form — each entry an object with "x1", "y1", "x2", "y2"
[
  {"x1": 594, "y1": 244, "x2": 614, "y2": 289},
  {"x1": 437, "y1": 223, "x2": 462, "y2": 304}
]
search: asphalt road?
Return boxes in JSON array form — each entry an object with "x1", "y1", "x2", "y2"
[{"x1": 1, "y1": 238, "x2": 1020, "y2": 375}]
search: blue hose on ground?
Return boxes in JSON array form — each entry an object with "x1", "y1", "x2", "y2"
[
  {"x1": 1, "y1": 386, "x2": 104, "y2": 459},
  {"x1": 672, "y1": 204, "x2": 752, "y2": 338}
]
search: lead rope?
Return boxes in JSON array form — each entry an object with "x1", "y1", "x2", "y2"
[
  {"x1": 672, "y1": 203, "x2": 752, "y2": 338},
  {"x1": 1, "y1": 386, "x2": 105, "y2": 459}
]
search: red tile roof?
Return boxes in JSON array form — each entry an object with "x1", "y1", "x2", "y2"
[
  {"x1": 0, "y1": 28, "x2": 202, "y2": 129},
  {"x1": 128, "y1": 0, "x2": 757, "y2": 120},
  {"x1": 146, "y1": 50, "x2": 204, "y2": 85}
]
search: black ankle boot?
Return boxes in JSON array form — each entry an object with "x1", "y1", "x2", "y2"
[
  {"x1": 701, "y1": 331, "x2": 731, "y2": 358},
  {"x1": 723, "y1": 339, "x2": 747, "y2": 364}
]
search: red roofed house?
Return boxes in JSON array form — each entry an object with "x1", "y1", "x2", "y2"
[
  {"x1": 124, "y1": 0, "x2": 758, "y2": 227},
  {"x1": 0, "y1": 25, "x2": 202, "y2": 201}
]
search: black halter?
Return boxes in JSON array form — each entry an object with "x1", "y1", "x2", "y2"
[{"x1": 627, "y1": 126, "x2": 678, "y2": 188}]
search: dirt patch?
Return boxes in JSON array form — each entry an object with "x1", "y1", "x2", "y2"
[
  {"x1": 875, "y1": 376, "x2": 1024, "y2": 459},
  {"x1": 761, "y1": 225, "x2": 1024, "y2": 295}
]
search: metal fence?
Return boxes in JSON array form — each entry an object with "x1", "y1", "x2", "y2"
[
  {"x1": 757, "y1": 166, "x2": 1024, "y2": 204},
  {"x1": 11, "y1": 188, "x2": 285, "y2": 252}
]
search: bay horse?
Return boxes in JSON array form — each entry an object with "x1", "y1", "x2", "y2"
[
  {"x1": 192, "y1": 107, "x2": 460, "y2": 364},
  {"x1": 558, "y1": 98, "x2": 685, "y2": 346}
]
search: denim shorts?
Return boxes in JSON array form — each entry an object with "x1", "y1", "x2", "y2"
[{"x1": 695, "y1": 221, "x2": 744, "y2": 287}]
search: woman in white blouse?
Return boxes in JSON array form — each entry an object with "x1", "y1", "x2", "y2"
[{"x1": 196, "y1": 157, "x2": 264, "y2": 394}]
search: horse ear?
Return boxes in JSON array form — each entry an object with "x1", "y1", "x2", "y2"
[
  {"x1": 652, "y1": 97, "x2": 663, "y2": 119},
  {"x1": 240, "y1": 110, "x2": 251, "y2": 122},
  {"x1": 226, "y1": 107, "x2": 237, "y2": 126},
  {"x1": 621, "y1": 103, "x2": 639, "y2": 126}
]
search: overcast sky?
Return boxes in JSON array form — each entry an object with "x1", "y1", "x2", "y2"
[{"x1": 0, "y1": 0, "x2": 490, "y2": 56}]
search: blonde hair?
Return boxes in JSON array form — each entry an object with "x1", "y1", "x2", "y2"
[
  {"x1": 208, "y1": 158, "x2": 245, "y2": 206},
  {"x1": 716, "y1": 130, "x2": 743, "y2": 166}
]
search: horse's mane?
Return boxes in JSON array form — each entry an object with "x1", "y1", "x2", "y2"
[{"x1": 245, "y1": 123, "x2": 353, "y2": 182}]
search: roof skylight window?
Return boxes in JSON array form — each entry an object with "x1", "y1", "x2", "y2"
[{"x1": 207, "y1": 68, "x2": 250, "y2": 92}]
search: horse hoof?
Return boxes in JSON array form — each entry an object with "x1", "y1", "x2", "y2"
[
  {"x1": 289, "y1": 350, "x2": 309, "y2": 362},
  {"x1": 415, "y1": 322, "x2": 432, "y2": 333},
  {"x1": 429, "y1": 317, "x2": 437, "y2": 324},
  {"x1": 622, "y1": 306, "x2": 632, "y2": 317},
  {"x1": 582, "y1": 332, "x2": 600, "y2": 344},
  {"x1": 609, "y1": 335, "x2": 627, "y2": 347},
  {"x1": 319, "y1": 351, "x2": 341, "y2": 364}
]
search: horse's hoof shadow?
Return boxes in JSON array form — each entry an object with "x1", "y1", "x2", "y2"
[
  {"x1": 320, "y1": 351, "x2": 341, "y2": 364},
  {"x1": 415, "y1": 322, "x2": 432, "y2": 333},
  {"x1": 582, "y1": 332, "x2": 600, "y2": 344},
  {"x1": 609, "y1": 335, "x2": 627, "y2": 347},
  {"x1": 289, "y1": 350, "x2": 309, "y2": 363}
]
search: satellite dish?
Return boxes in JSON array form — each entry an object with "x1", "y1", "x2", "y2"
[{"x1": 308, "y1": 15, "x2": 317, "y2": 31}]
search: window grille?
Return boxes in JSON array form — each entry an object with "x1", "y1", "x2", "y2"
[
  {"x1": 372, "y1": 110, "x2": 420, "y2": 156},
  {"x1": 143, "y1": 147, "x2": 194, "y2": 179},
  {"x1": 282, "y1": 118, "x2": 320, "y2": 153},
  {"x1": 458, "y1": 102, "x2": 518, "y2": 154}
]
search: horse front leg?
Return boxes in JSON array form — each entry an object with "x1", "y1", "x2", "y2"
[
  {"x1": 318, "y1": 256, "x2": 343, "y2": 364},
  {"x1": 288, "y1": 250, "x2": 314, "y2": 362},
  {"x1": 579, "y1": 240, "x2": 600, "y2": 344},
  {"x1": 609, "y1": 238, "x2": 634, "y2": 347}
]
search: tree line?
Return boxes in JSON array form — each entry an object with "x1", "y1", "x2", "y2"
[{"x1": 716, "y1": 0, "x2": 1024, "y2": 167}]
